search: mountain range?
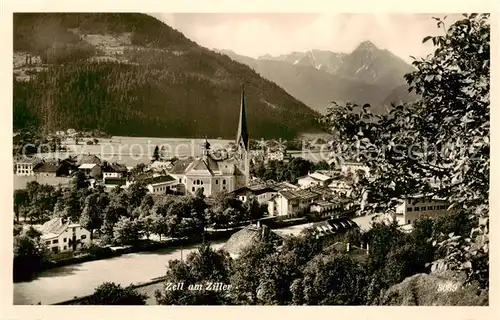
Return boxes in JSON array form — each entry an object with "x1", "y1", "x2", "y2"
[
  {"x1": 12, "y1": 13, "x2": 323, "y2": 140},
  {"x1": 217, "y1": 41, "x2": 419, "y2": 114}
]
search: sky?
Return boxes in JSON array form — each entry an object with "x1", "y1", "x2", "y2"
[{"x1": 150, "y1": 13, "x2": 462, "y2": 63}]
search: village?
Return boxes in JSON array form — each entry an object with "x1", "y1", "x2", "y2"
[
  {"x1": 13, "y1": 89, "x2": 453, "y2": 273},
  {"x1": 10, "y1": 12, "x2": 490, "y2": 308}
]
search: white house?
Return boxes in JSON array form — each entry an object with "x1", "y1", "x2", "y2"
[
  {"x1": 15, "y1": 158, "x2": 41, "y2": 176},
  {"x1": 268, "y1": 189, "x2": 319, "y2": 217},
  {"x1": 38, "y1": 218, "x2": 91, "y2": 253},
  {"x1": 297, "y1": 172, "x2": 333, "y2": 188},
  {"x1": 394, "y1": 195, "x2": 452, "y2": 225},
  {"x1": 102, "y1": 162, "x2": 127, "y2": 179}
]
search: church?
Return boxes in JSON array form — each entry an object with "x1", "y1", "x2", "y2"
[{"x1": 168, "y1": 86, "x2": 250, "y2": 197}]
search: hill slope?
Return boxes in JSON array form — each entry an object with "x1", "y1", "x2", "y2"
[{"x1": 13, "y1": 13, "x2": 323, "y2": 139}]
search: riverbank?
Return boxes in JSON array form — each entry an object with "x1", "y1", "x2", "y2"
[{"x1": 16, "y1": 228, "x2": 240, "y2": 284}]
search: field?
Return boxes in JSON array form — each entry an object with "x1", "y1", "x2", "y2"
[
  {"x1": 14, "y1": 175, "x2": 73, "y2": 190},
  {"x1": 37, "y1": 136, "x2": 235, "y2": 167}
]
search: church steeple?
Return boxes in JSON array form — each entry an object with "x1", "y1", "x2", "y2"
[
  {"x1": 236, "y1": 84, "x2": 249, "y2": 152},
  {"x1": 235, "y1": 84, "x2": 250, "y2": 186},
  {"x1": 202, "y1": 136, "x2": 211, "y2": 157}
]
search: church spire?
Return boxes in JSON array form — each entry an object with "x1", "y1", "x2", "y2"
[{"x1": 236, "y1": 84, "x2": 249, "y2": 151}]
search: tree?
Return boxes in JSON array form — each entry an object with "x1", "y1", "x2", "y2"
[
  {"x1": 244, "y1": 197, "x2": 267, "y2": 221},
  {"x1": 323, "y1": 14, "x2": 490, "y2": 287},
  {"x1": 13, "y1": 227, "x2": 48, "y2": 282},
  {"x1": 83, "y1": 282, "x2": 147, "y2": 305},
  {"x1": 205, "y1": 192, "x2": 245, "y2": 229},
  {"x1": 113, "y1": 216, "x2": 142, "y2": 245},
  {"x1": 229, "y1": 239, "x2": 276, "y2": 304},
  {"x1": 140, "y1": 214, "x2": 155, "y2": 240},
  {"x1": 155, "y1": 243, "x2": 232, "y2": 305},
  {"x1": 152, "y1": 145, "x2": 160, "y2": 161},
  {"x1": 79, "y1": 193, "x2": 103, "y2": 240},
  {"x1": 152, "y1": 214, "x2": 168, "y2": 241},
  {"x1": 295, "y1": 253, "x2": 367, "y2": 305},
  {"x1": 127, "y1": 182, "x2": 147, "y2": 210},
  {"x1": 73, "y1": 170, "x2": 89, "y2": 189},
  {"x1": 14, "y1": 189, "x2": 29, "y2": 221}
]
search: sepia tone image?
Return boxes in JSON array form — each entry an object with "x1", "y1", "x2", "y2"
[{"x1": 12, "y1": 12, "x2": 489, "y2": 306}]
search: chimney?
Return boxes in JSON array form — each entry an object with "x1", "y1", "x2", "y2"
[
  {"x1": 346, "y1": 242, "x2": 350, "y2": 252},
  {"x1": 366, "y1": 243, "x2": 370, "y2": 255}
]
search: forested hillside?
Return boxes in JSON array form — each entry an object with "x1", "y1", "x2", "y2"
[{"x1": 13, "y1": 13, "x2": 323, "y2": 139}]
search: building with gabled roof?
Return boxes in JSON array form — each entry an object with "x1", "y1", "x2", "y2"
[
  {"x1": 102, "y1": 162, "x2": 128, "y2": 179},
  {"x1": 268, "y1": 188, "x2": 321, "y2": 217},
  {"x1": 298, "y1": 172, "x2": 334, "y2": 188},
  {"x1": 37, "y1": 218, "x2": 91, "y2": 253},
  {"x1": 33, "y1": 162, "x2": 63, "y2": 177}
]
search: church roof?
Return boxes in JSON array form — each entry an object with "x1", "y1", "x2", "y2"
[
  {"x1": 169, "y1": 158, "x2": 193, "y2": 174},
  {"x1": 178, "y1": 154, "x2": 240, "y2": 177}
]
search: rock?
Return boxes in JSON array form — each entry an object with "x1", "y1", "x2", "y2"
[{"x1": 380, "y1": 272, "x2": 488, "y2": 306}]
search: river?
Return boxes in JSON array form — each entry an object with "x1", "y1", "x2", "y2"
[{"x1": 13, "y1": 241, "x2": 225, "y2": 305}]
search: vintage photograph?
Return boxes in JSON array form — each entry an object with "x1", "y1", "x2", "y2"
[{"x1": 12, "y1": 12, "x2": 489, "y2": 306}]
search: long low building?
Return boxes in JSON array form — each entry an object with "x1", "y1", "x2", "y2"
[{"x1": 394, "y1": 194, "x2": 452, "y2": 225}]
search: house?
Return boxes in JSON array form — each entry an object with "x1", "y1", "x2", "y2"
[
  {"x1": 232, "y1": 186, "x2": 277, "y2": 204},
  {"x1": 267, "y1": 189, "x2": 320, "y2": 217},
  {"x1": 15, "y1": 158, "x2": 41, "y2": 176},
  {"x1": 33, "y1": 162, "x2": 64, "y2": 177},
  {"x1": 78, "y1": 163, "x2": 102, "y2": 178},
  {"x1": 222, "y1": 222, "x2": 282, "y2": 259},
  {"x1": 394, "y1": 195, "x2": 452, "y2": 225},
  {"x1": 101, "y1": 162, "x2": 128, "y2": 179},
  {"x1": 297, "y1": 172, "x2": 333, "y2": 188},
  {"x1": 38, "y1": 218, "x2": 91, "y2": 253},
  {"x1": 142, "y1": 175, "x2": 179, "y2": 194}
]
